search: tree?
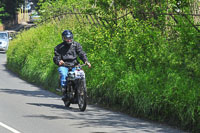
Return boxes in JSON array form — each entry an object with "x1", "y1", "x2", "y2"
[
  {"x1": 0, "y1": 0, "x2": 24, "y2": 21},
  {"x1": 0, "y1": 1, "x2": 6, "y2": 23}
]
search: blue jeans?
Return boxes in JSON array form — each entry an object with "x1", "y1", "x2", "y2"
[{"x1": 58, "y1": 66, "x2": 76, "y2": 88}]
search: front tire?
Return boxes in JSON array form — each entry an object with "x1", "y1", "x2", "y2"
[
  {"x1": 63, "y1": 86, "x2": 71, "y2": 108},
  {"x1": 77, "y1": 79, "x2": 87, "y2": 111}
]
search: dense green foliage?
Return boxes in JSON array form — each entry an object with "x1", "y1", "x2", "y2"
[
  {"x1": 7, "y1": 0, "x2": 200, "y2": 132},
  {"x1": 0, "y1": 3, "x2": 7, "y2": 23},
  {"x1": 0, "y1": 0, "x2": 24, "y2": 21}
]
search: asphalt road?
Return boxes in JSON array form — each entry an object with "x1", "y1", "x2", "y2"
[{"x1": 0, "y1": 52, "x2": 187, "y2": 133}]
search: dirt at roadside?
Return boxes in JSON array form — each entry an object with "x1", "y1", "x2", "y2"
[
  {"x1": 5, "y1": 22, "x2": 35, "y2": 38},
  {"x1": 7, "y1": 22, "x2": 35, "y2": 32}
]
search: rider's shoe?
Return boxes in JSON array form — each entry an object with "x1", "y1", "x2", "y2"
[
  {"x1": 56, "y1": 88, "x2": 61, "y2": 92},
  {"x1": 61, "y1": 87, "x2": 66, "y2": 93},
  {"x1": 62, "y1": 94, "x2": 68, "y2": 101},
  {"x1": 56, "y1": 87, "x2": 65, "y2": 92}
]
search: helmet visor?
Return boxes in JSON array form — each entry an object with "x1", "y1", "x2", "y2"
[{"x1": 63, "y1": 35, "x2": 73, "y2": 40}]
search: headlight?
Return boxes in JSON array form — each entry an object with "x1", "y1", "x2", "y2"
[{"x1": 2, "y1": 41, "x2": 8, "y2": 46}]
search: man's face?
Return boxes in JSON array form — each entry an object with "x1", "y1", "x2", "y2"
[
  {"x1": 63, "y1": 35, "x2": 73, "y2": 44},
  {"x1": 64, "y1": 38, "x2": 72, "y2": 43}
]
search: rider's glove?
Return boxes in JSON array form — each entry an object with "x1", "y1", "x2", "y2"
[
  {"x1": 85, "y1": 61, "x2": 91, "y2": 68},
  {"x1": 59, "y1": 60, "x2": 64, "y2": 66}
]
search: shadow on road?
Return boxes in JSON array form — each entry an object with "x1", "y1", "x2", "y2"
[
  {"x1": 24, "y1": 102, "x2": 183, "y2": 133},
  {"x1": 0, "y1": 88, "x2": 58, "y2": 98},
  {"x1": 2, "y1": 63, "x2": 20, "y2": 77},
  {"x1": 27, "y1": 102, "x2": 85, "y2": 112},
  {"x1": 67, "y1": 108, "x2": 182, "y2": 133},
  {"x1": 27, "y1": 103, "x2": 66, "y2": 110},
  {"x1": 0, "y1": 63, "x2": 59, "y2": 99}
]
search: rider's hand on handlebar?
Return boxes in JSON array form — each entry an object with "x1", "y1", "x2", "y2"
[
  {"x1": 85, "y1": 61, "x2": 91, "y2": 68},
  {"x1": 59, "y1": 60, "x2": 64, "y2": 66}
]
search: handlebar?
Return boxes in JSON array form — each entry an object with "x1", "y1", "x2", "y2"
[{"x1": 62, "y1": 62, "x2": 87, "y2": 68}]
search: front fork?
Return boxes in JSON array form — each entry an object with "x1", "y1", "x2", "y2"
[
  {"x1": 64, "y1": 79, "x2": 86, "y2": 101},
  {"x1": 65, "y1": 81, "x2": 76, "y2": 100}
]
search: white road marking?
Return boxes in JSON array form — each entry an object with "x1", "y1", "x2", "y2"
[{"x1": 0, "y1": 122, "x2": 21, "y2": 133}]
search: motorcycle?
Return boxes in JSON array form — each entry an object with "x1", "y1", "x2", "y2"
[{"x1": 61, "y1": 64, "x2": 87, "y2": 111}]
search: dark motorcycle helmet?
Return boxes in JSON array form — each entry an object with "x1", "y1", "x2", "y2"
[{"x1": 62, "y1": 30, "x2": 73, "y2": 44}]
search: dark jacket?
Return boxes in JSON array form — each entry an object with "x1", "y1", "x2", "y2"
[{"x1": 53, "y1": 41, "x2": 88, "y2": 66}]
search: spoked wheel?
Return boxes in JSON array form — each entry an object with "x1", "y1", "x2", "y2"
[
  {"x1": 77, "y1": 79, "x2": 87, "y2": 111},
  {"x1": 62, "y1": 87, "x2": 71, "y2": 108}
]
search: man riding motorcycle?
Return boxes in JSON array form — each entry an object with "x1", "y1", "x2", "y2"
[{"x1": 53, "y1": 30, "x2": 91, "y2": 100}]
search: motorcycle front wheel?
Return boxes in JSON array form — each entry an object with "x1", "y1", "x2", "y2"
[
  {"x1": 77, "y1": 79, "x2": 87, "y2": 111},
  {"x1": 63, "y1": 87, "x2": 71, "y2": 108}
]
